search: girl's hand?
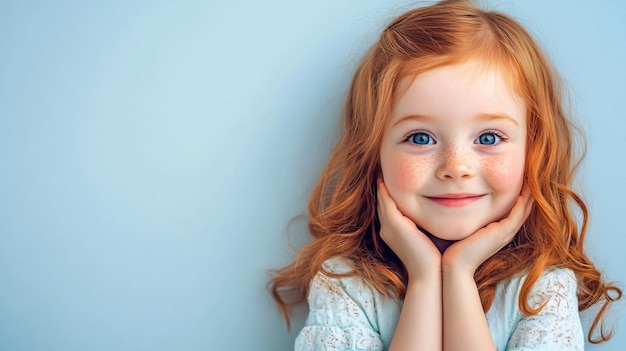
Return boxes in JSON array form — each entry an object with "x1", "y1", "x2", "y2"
[
  {"x1": 377, "y1": 179, "x2": 441, "y2": 280},
  {"x1": 441, "y1": 185, "x2": 534, "y2": 276}
]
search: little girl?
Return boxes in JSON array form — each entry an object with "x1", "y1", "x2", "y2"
[{"x1": 270, "y1": 0, "x2": 622, "y2": 350}]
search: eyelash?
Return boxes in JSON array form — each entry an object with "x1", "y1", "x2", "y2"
[
  {"x1": 475, "y1": 130, "x2": 507, "y2": 145},
  {"x1": 404, "y1": 131, "x2": 435, "y2": 145},
  {"x1": 403, "y1": 130, "x2": 508, "y2": 145}
]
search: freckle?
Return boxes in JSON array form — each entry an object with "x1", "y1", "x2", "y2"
[
  {"x1": 484, "y1": 158, "x2": 508, "y2": 177},
  {"x1": 400, "y1": 158, "x2": 421, "y2": 177},
  {"x1": 492, "y1": 160, "x2": 508, "y2": 174},
  {"x1": 418, "y1": 155, "x2": 438, "y2": 170},
  {"x1": 396, "y1": 155, "x2": 436, "y2": 183},
  {"x1": 483, "y1": 157, "x2": 524, "y2": 188}
]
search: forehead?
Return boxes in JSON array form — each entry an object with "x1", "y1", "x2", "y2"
[{"x1": 390, "y1": 61, "x2": 527, "y2": 125}]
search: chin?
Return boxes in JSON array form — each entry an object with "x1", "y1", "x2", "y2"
[
  {"x1": 432, "y1": 231, "x2": 474, "y2": 242},
  {"x1": 423, "y1": 222, "x2": 486, "y2": 242}
]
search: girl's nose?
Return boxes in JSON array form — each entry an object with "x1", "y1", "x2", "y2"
[{"x1": 435, "y1": 147, "x2": 476, "y2": 180}]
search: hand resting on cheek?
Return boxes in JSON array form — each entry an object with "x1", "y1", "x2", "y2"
[{"x1": 377, "y1": 178, "x2": 441, "y2": 281}]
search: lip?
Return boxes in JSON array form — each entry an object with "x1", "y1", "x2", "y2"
[{"x1": 426, "y1": 193, "x2": 485, "y2": 208}]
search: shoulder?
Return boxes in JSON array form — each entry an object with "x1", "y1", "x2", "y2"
[
  {"x1": 307, "y1": 257, "x2": 399, "y2": 326},
  {"x1": 506, "y1": 267, "x2": 584, "y2": 350},
  {"x1": 305, "y1": 257, "x2": 371, "y2": 318},
  {"x1": 295, "y1": 257, "x2": 400, "y2": 351},
  {"x1": 515, "y1": 267, "x2": 579, "y2": 316},
  {"x1": 312, "y1": 257, "x2": 383, "y2": 297},
  {"x1": 495, "y1": 267, "x2": 578, "y2": 308},
  {"x1": 307, "y1": 257, "x2": 362, "y2": 304},
  {"x1": 320, "y1": 256, "x2": 354, "y2": 273},
  {"x1": 529, "y1": 267, "x2": 577, "y2": 300}
]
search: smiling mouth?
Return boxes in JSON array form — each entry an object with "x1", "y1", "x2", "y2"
[{"x1": 426, "y1": 194, "x2": 485, "y2": 208}]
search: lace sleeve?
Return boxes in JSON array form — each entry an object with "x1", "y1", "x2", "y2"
[
  {"x1": 506, "y1": 268, "x2": 584, "y2": 351},
  {"x1": 294, "y1": 262, "x2": 386, "y2": 351}
]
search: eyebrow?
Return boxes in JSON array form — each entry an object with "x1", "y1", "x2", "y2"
[
  {"x1": 476, "y1": 113, "x2": 519, "y2": 126},
  {"x1": 393, "y1": 112, "x2": 519, "y2": 126},
  {"x1": 393, "y1": 114, "x2": 435, "y2": 127}
]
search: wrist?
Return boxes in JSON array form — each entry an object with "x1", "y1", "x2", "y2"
[
  {"x1": 441, "y1": 245, "x2": 478, "y2": 277},
  {"x1": 441, "y1": 261, "x2": 474, "y2": 282},
  {"x1": 407, "y1": 265, "x2": 441, "y2": 283}
]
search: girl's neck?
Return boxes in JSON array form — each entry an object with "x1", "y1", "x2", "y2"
[{"x1": 423, "y1": 229, "x2": 455, "y2": 254}]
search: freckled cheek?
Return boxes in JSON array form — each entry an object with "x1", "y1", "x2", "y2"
[
  {"x1": 482, "y1": 156, "x2": 525, "y2": 191},
  {"x1": 383, "y1": 153, "x2": 434, "y2": 192}
]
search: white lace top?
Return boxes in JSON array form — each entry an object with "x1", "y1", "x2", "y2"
[{"x1": 295, "y1": 258, "x2": 584, "y2": 351}]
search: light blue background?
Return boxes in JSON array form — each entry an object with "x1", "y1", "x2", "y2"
[{"x1": 0, "y1": 0, "x2": 624, "y2": 350}]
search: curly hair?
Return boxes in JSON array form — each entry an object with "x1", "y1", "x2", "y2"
[{"x1": 269, "y1": 0, "x2": 622, "y2": 343}]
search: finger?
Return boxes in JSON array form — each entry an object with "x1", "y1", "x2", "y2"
[
  {"x1": 377, "y1": 179, "x2": 401, "y2": 244},
  {"x1": 377, "y1": 179, "x2": 399, "y2": 220},
  {"x1": 377, "y1": 179, "x2": 423, "y2": 236},
  {"x1": 376, "y1": 180, "x2": 395, "y2": 231},
  {"x1": 376, "y1": 179, "x2": 386, "y2": 216},
  {"x1": 484, "y1": 193, "x2": 529, "y2": 246},
  {"x1": 509, "y1": 185, "x2": 534, "y2": 224},
  {"x1": 521, "y1": 185, "x2": 535, "y2": 219},
  {"x1": 377, "y1": 178, "x2": 390, "y2": 203}
]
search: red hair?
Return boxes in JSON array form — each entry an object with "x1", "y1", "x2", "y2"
[{"x1": 269, "y1": 0, "x2": 622, "y2": 343}]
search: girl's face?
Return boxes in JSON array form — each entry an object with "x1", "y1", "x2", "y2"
[{"x1": 379, "y1": 61, "x2": 526, "y2": 242}]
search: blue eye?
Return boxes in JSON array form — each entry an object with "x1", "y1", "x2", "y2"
[
  {"x1": 476, "y1": 132, "x2": 501, "y2": 145},
  {"x1": 408, "y1": 132, "x2": 434, "y2": 145}
]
